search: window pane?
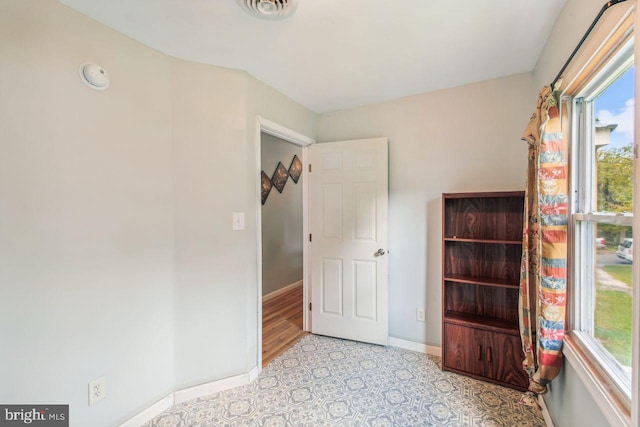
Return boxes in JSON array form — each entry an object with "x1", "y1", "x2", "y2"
[
  {"x1": 594, "y1": 224, "x2": 633, "y2": 369},
  {"x1": 593, "y1": 66, "x2": 635, "y2": 214}
]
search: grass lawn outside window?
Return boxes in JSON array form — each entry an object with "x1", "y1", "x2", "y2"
[{"x1": 595, "y1": 260, "x2": 632, "y2": 367}]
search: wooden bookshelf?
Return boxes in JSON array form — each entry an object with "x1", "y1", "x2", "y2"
[{"x1": 442, "y1": 191, "x2": 529, "y2": 391}]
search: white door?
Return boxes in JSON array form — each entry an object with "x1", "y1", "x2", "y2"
[{"x1": 309, "y1": 137, "x2": 388, "y2": 345}]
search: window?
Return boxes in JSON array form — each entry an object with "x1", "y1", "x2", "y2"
[{"x1": 570, "y1": 42, "x2": 635, "y2": 407}]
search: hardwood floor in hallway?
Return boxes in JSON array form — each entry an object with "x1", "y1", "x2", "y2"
[{"x1": 262, "y1": 284, "x2": 308, "y2": 367}]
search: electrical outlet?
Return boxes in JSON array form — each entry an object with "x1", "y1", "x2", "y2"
[
  {"x1": 88, "y1": 376, "x2": 107, "y2": 406},
  {"x1": 416, "y1": 308, "x2": 425, "y2": 322}
]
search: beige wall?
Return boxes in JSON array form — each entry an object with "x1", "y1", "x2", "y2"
[
  {"x1": 0, "y1": 1, "x2": 174, "y2": 425},
  {"x1": 171, "y1": 62, "x2": 315, "y2": 389},
  {"x1": 533, "y1": 0, "x2": 608, "y2": 91},
  {"x1": 0, "y1": 0, "x2": 317, "y2": 425},
  {"x1": 318, "y1": 73, "x2": 533, "y2": 347},
  {"x1": 171, "y1": 59, "x2": 251, "y2": 389},
  {"x1": 261, "y1": 134, "x2": 303, "y2": 297}
]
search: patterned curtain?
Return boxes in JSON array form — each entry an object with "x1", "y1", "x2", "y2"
[{"x1": 518, "y1": 86, "x2": 568, "y2": 407}]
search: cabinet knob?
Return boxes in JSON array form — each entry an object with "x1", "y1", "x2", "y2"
[{"x1": 486, "y1": 347, "x2": 492, "y2": 363}]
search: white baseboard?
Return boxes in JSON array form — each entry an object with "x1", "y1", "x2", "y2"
[
  {"x1": 119, "y1": 394, "x2": 174, "y2": 427},
  {"x1": 262, "y1": 280, "x2": 303, "y2": 303},
  {"x1": 248, "y1": 366, "x2": 259, "y2": 382},
  {"x1": 538, "y1": 395, "x2": 555, "y2": 427},
  {"x1": 174, "y1": 367, "x2": 260, "y2": 404},
  {"x1": 388, "y1": 337, "x2": 442, "y2": 357},
  {"x1": 120, "y1": 367, "x2": 261, "y2": 426}
]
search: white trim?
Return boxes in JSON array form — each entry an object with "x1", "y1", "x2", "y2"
[
  {"x1": 255, "y1": 116, "x2": 264, "y2": 377},
  {"x1": 255, "y1": 116, "x2": 315, "y2": 375},
  {"x1": 258, "y1": 117, "x2": 315, "y2": 147},
  {"x1": 301, "y1": 144, "x2": 311, "y2": 333},
  {"x1": 563, "y1": 340, "x2": 630, "y2": 427},
  {"x1": 174, "y1": 367, "x2": 260, "y2": 404},
  {"x1": 119, "y1": 367, "x2": 261, "y2": 426},
  {"x1": 118, "y1": 394, "x2": 174, "y2": 427},
  {"x1": 387, "y1": 337, "x2": 442, "y2": 357},
  {"x1": 538, "y1": 395, "x2": 555, "y2": 427},
  {"x1": 262, "y1": 280, "x2": 303, "y2": 302},
  {"x1": 248, "y1": 366, "x2": 260, "y2": 382}
]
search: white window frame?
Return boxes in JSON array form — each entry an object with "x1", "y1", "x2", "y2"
[{"x1": 566, "y1": 39, "x2": 636, "y2": 426}]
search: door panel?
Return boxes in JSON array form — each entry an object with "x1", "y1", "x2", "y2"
[
  {"x1": 483, "y1": 331, "x2": 529, "y2": 389},
  {"x1": 443, "y1": 323, "x2": 484, "y2": 377},
  {"x1": 321, "y1": 258, "x2": 343, "y2": 316},
  {"x1": 322, "y1": 183, "x2": 343, "y2": 239},
  {"x1": 354, "y1": 182, "x2": 377, "y2": 241},
  {"x1": 353, "y1": 260, "x2": 377, "y2": 320},
  {"x1": 310, "y1": 138, "x2": 388, "y2": 345}
]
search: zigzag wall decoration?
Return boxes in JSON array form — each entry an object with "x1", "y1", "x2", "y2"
[{"x1": 261, "y1": 154, "x2": 302, "y2": 205}]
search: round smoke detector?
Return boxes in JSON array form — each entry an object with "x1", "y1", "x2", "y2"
[
  {"x1": 79, "y1": 63, "x2": 110, "y2": 90},
  {"x1": 237, "y1": 0, "x2": 297, "y2": 20}
]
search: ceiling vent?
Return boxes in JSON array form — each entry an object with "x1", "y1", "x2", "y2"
[{"x1": 237, "y1": 0, "x2": 296, "y2": 20}]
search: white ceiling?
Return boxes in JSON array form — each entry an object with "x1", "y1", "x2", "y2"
[{"x1": 58, "y1": 0, "x2": 567, "y2": 113}]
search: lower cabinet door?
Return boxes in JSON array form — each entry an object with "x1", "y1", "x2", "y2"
[
  {"x1": 444, "y1": 323, "x2": 529, "y2": 390},
  {"x1": 482, "y1": 330, "x2": 530, "y2": 389},
  {"x1": 443, "y1": 323, "x2": 484, "y2": 377}
]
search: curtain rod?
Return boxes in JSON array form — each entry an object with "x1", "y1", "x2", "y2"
[{"x1": 550, "y1": 0, "x2": 631, "y2": 90}]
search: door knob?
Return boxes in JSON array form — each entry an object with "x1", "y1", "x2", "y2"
[{"x1": 374, "y1": 248, "x2": 386, "y2": 257}]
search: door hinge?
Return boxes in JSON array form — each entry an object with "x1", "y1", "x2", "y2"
[
  {"x1": 635, "y1": 144, "x2": 638, "y2": 159},
  {"x1": 309, "y1": 302, "x2": 312, "y2": 311},
  {"x1": 309, "y1": 164, "x2": 312, "y2": 173},
  {"x1": 309, "y1": 234, "x2": 312, "y2": 242}
]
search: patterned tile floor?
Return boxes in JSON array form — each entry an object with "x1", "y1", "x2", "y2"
[{"x1": 145, "y1": 335, "x2": 545, "y2": 426}]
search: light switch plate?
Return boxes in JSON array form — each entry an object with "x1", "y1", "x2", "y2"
[{"x1": 233, "y1": 212, "x2": 245, "y2": 230}]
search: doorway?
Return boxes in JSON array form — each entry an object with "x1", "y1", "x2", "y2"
[
  {"x1": 261, "y1": 132, "x2": 304, "y2": 366},
  {"x1": 255, "y1": 117, "x2": 314, "y2": 372}
]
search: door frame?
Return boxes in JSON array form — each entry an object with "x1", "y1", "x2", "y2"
[{"x1": 255, "y1": 116, "x2": 315, "y2": 373}]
